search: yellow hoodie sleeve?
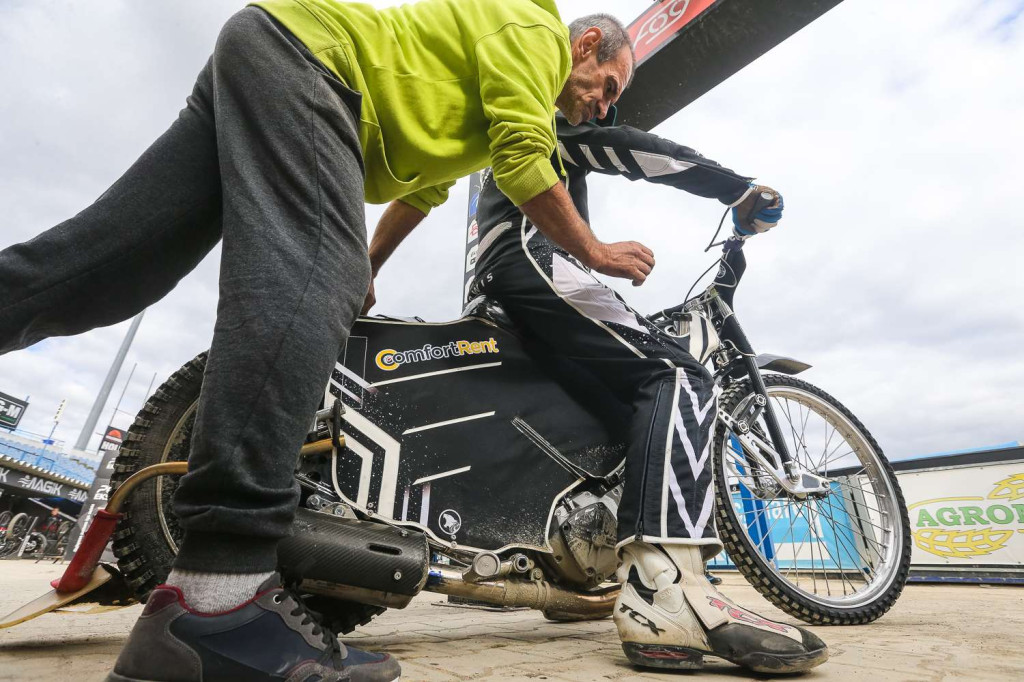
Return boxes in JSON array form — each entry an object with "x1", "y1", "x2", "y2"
[
  {"x1": 475, "y1": 23, "x2": 570, "y2": 206},
  {"x1": 400, "y1": 180, "x2": 456, "y2": 216}
]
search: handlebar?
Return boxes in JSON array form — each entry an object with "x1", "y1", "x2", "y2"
[{"x1": 714, "y1": 239, "x2": 747, "y2": 309}]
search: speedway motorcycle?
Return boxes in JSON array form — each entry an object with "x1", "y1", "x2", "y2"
[{"x1": 1, "y1": 237, "x2": 911, "y2": 632}]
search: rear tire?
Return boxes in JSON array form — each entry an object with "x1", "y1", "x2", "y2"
[
  {"x1": 110, "y1": 352, "x2": 385, "y2": 633},
  {"x1": 712, "y1": 374, "x2": 911, "y2": 625},
  {"x1": 110, "y1": 353, "x2": 205, "y2": 597}
]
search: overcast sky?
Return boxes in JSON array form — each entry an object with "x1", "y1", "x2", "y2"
[{"x1": 1, "y1": 0, "x2": 1021, "y2": 460}]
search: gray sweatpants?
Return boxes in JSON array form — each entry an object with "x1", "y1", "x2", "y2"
[{"x1": 0, "y1": 8, "x2": 370, "y2": 573}]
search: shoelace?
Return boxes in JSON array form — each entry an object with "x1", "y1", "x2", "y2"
[{"x1": 278, "y1": 586, "x2": 347, "y2": 666}]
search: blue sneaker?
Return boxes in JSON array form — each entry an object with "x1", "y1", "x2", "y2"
[{"x1": 106, "y1": 574, "x2": 399, "y2": 681}]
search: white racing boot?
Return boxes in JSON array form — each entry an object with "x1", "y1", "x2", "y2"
[{"x1": 614, "y1": 542, "x2": 828, "y2": 673}]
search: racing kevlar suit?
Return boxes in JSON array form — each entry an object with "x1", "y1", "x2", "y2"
[{"x1": 471, "y1": 113, "x2": 752, "y2": 552}]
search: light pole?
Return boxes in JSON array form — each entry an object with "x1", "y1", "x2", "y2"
[{"x1": 73, "y1": 311, "x2": 144, "y2": 451}]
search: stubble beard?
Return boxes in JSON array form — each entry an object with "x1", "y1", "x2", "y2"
[{"x1": 557, "y1": 76, "x2": 587, "y2": 125}]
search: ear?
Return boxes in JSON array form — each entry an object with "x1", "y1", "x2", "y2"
[{"x1": 575, "y1": 26, "x2": 603, "y2": 59}]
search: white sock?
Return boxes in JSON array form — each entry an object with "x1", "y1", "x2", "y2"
[{"x1": 165, "y1": 568, "x2": 276, "y2": 613}]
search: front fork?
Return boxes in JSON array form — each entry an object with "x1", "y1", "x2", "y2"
[
  {"x1": 713, "y1": 297, "x2": 797, "y2": 478},
  {"x1": 739, "y1": 354, "x2": 801, "y2": 482}
]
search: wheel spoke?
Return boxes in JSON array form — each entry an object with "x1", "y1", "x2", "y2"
[
  {"x1": 814, "y1": 500, "x2": 888, "y2": 563},
  {"x1": 789, "y1": 501, "x2": 819, "y2": 587},
  {"x1": 777, "y1": 397, "x2": 814, "y2": 466},
  {"x1": 830, "y1": 482, "x2": 892, "y2": 521},
  {"x1": 798, "y1": 403, "x2": 813, "y2": 463},
  {"x1": 817, "y1": 419, "x2": 838, "y2": 471},
  {"x1": 804, "y1": 514, "x2": 860, "y2": 595},
  {"x1": 783, "y1": 501, "x2": 816, "y2": 585},
  {"x1": 820, "y1": 436, "x2": 853, "y2": 469},
  {"x1": 761, "y1": 497, "x2": 803, "y2": 568}
]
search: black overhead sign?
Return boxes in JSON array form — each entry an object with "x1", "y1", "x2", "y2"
[
  {"x1": 0, "y1": 461, "x2": 89, "y2": 503},
  {"x1": 617, "y1": 0, "x2": 846, "y2": 131},
  {"x1": 0, "y1": 391, "x2": 29, "y2": 430}
]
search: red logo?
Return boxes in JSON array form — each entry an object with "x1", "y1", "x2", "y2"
[
  {"x1": 707, "y1": 597, "x2": 791, "y2": 633},
  {"x1": 628, "y1": 0, "x2": 715, "y2": 64}
]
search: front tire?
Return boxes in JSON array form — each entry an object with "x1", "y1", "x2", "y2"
[{"x1": 712, "y1": 374, "x2": 911, "y2": 625}]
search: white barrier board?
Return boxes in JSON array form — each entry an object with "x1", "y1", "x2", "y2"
[{"x1": 898, "y1": 462, "x2": 1024, "y2": 568}]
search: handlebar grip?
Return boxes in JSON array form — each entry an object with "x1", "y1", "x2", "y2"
[{"x1": 741, "y1": 189, "x2": 777, "y2": 223}]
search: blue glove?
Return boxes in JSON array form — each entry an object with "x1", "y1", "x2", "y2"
[{"x1": 732, "y1": 185, "x2": 783, "y2": 240}]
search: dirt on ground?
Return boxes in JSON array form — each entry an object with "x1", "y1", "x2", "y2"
[{"x1": 1, "y1": 560, "x2": 1022, "y2": 681}]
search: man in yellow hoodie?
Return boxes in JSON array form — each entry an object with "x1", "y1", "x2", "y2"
[{"x1": 0, "y1": 1, "x2": 639, "y2": 680}]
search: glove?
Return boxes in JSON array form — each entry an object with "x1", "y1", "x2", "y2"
[{"x1": 732, "y1": 184, "x2": 783, "y2": 240}]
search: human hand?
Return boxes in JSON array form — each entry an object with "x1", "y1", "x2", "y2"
[
  {"x1": 589, "y1": 241, "x2": 656, "y2": 286},
  {"x1": 360, "y1": 280, "x2": 376, "y2": 315},
  {"x1": 732, "y1": 185, "x2": 783, "y2": 240}
]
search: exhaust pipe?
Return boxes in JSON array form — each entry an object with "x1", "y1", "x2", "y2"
[
  {"x1": 279, "y1": 508, "x2": 618, "y2": 619},
  {"x1": 278, "y1": 507, "x2": 430, "y2": 608},
  {"x1": 426, "y1": 564, "x2": 619, "y2": 619}
]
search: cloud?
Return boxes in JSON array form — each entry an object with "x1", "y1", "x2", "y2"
[{"x1": 0, "y1": 0, "x2": 1020, "y2": 462}]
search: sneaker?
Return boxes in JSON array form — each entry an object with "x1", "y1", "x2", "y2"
[
  {"x1": 106, "y1": 574, "x2": 400, "y2": 682},
  {"x1": 614, "y1": 542, "x2": 827, "y2": 674}
]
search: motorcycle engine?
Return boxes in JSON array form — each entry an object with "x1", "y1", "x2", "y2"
[{"x1": 547, "y1": 486, "x2": 622, "y2": 588}]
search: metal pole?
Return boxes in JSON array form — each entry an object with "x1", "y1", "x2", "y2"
[
  {"x1": 104, "y1": 362, "x2": 137, "y2": 432},
  {"x1": 144, "y1": 372, "x2": 157, "y2": 401},
  {"x1": 73, "y1": 311, "x2": 144, "y2": 451}
]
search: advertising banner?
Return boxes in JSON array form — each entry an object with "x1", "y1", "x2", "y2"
[
  {"x1": 628, "y1": 0, "x2": 716, "y2": 65},
  {"x1": 98, "y1": 425, "x2": 125, "y2": 453},
  {"x1": 898, "y1": 462, "x2": 1024, "y2": 569},
  {"x1": 0, "y1": 390, "x2": 29, "y2": 430},
  {"x1": 0, "y1": 462, "x2": 89, "y2": 502},
  {"x1": 64, "y1": 426, "x2": 122, "y2": 559}
]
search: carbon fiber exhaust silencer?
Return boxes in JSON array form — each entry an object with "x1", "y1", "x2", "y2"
[{"x1": 278, "y1": 507, "x2": 429, "y2": 608}]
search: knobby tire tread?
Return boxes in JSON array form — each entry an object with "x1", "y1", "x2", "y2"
[{"x1": 712, "y1": 373, "x2": 912, "y2": 626}]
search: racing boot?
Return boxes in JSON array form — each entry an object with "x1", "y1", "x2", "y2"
[
  {"x1": 107, "y1": 574, "x2": 400, "y2": 682},
  {"x1": 614, "y1": 542, "x2": 828, "y2": 673}
]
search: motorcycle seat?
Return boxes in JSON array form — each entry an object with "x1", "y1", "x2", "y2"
[{"x1": 461, "y1": 295, "x2": 516, "y2": 331}]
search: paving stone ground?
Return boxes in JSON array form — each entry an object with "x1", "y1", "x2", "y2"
[{"x1": 1, "y1": 560, "x2": 1022, "y2": 681}]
